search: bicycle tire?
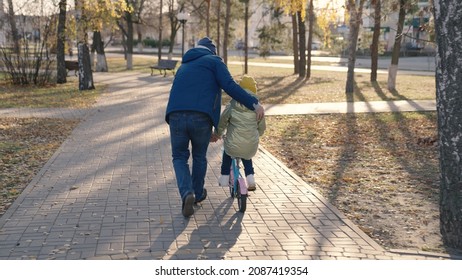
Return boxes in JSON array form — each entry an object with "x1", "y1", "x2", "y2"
[
  {"x1": 229, "y1": 165, "x2": 235, "y2": 198},
  {"x1": 229, "y1": 185, "x2": 234, "y2": 198},
  {"x1": 238, "y1": 193, "x2": 247, "y2": 213},
  {"x1": 236, "y1": 180, "x2": 247, "y2": 213}
]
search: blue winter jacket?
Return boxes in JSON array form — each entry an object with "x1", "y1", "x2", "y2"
[{"x1": 165, "y1": 47, "x2": 259, "y2": 129}]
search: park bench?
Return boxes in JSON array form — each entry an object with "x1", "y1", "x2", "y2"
[
  {"x1": 65, "y1": 60, "x2": 79, "y2": 76},
  {"x1": 150, "y1": 59, "x2": 178, "y2": 77}
]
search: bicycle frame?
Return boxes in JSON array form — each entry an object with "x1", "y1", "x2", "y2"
[
  {"x1": 229, "y1": 158, "x2": 248, "y2": 213},
  {"x1": 231, "y1": 158, "x2": 248, "y2": 195}
]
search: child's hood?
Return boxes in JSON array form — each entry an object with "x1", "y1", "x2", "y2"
[{"x1": 230, "y1": 89, "x2": 258, "y2": 112}]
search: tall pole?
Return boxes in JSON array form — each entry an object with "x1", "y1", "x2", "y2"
[
  {"x1": 181, "y1": 22, "x2": 185, "y2": 56},
  {"x1": 177, "y1": 9, "x2": 189, "y2": 57},
  {"x1": 206, "y1": 0, "x2": 210, "y2": 37},
  {"x1": 40, "y1": 0, "x2": 43, "y2": 43},
  {"x1": 158, "y1": 0, "x2": 162, "y2": 61},
  {"x1": 7, "y1": 0, "x2": 20, "y2": 53},
  {"x1": 216, "y1": 0, "x2": 221, "y2": 56},
  {"x1": 244, "y1": 0, "x2": 248, "y2": 74}
]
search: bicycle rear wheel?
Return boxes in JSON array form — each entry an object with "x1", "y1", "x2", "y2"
[
  {"x1": 237, "y1": 181, "x2": 247, "y2": 213},
  {"x1": 229, "y1": 185, "x2": 234, "y2": 198}
]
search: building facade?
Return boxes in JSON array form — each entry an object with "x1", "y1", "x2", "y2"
[
  {"x1": 359, "y1": 0, "x2": 433, "y2": 53},
  {"x1": 0, "y1": 0, "x2": 6, "y2": 46}
]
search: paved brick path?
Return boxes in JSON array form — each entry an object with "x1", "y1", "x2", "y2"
[{"x1": 0, "y1": 72, "x2": 455, "y2": 260}]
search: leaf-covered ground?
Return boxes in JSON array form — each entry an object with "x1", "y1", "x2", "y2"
[
  {"x1": 0, "y1": 65, "x2": 445, "y2": 255},
  {"x1": 0, "y1": 118, "x2": 79, "y2": 216},
  {"x1": 260, "y1": 112, "x2": 444, "y2": 253},
  {"x1": 225, "y1": 69, "x2": 436, "y2": 103},
  {"x1": 0, "y1": 109, "x2": 445, "y2": 254},
  {"x1": 0, "y1": 82, "x2": 99, "y2": 108}
]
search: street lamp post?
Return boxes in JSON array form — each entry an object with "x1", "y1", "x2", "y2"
[
  {"x1": 239, "y1": 0, "x2": 249, "y2": 74},
  {"x1": 177, "y1": 10, "x2": 190, "y2": 57}
]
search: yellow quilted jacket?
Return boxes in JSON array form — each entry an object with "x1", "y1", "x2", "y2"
[{"x1": 216, "y1": 90, "x2": 266, "y2": 160}]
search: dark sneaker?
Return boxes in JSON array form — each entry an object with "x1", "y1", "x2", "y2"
[
  {"x1": 195, "y1": 188, "x2": 207, "y2": 204},
  {"x1": 182, "y1": 193, "x2": 195, "y2": 217}
]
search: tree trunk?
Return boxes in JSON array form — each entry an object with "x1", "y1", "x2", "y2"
[
  {"x1": 90, "y1": 32, "x2": 96, "y2": 69},
  {"x1": 121, "y1": 33, "x2": 127, "y2": 59},
  {"x1": 297, "y1": 11, "x2": 306, "y2": 78},
  {"x1": 77, "y1": 43, "x2": 94, "y2": 90},
  {"x1": 434, "y1": 0, "x2": 462, "y2": 250},
  {"x1": 93, "y1": 31, "x2": 108, "y2": 72},
  {"x1": 75, "y1": 0, "x2": 85, "y2": 43},
  {"x1": 387, "y1": 0, "x2": 405, "y2": 91},
  {"x1": 158, "y1": 0, "x2": 163, "y2": 61},
  {"x1": 6, "y1": 0, "x2": 20, "y2": 54},
  {"x1": 168, "y1": 28, "x2": 176, "y2": 59},
  {"x1": 216, "y1": 0, "x2": 221, "y2": 56},
  {"x1": 292, "y1": 14, "x2": 299, "y2": 75},
  {"x1": 306, "y1": 0, "x2": 314, "y2": 79},
  {"x1": 223, "y1": 0, "x2": 231, "y2": 65},
  {"x1": 56, "y1": 0, "x2": 67, "y2": 84},
  {"x1": 166, "y1": 1, "x2": 179, "y2": 60},
  {"x1": 75, "y1": 0, "x2": 94, "y2": 90},
  {"x1": 370, "y1": 0, "x2": 381, "y2": 82},
  {"x1": 125, "y1": 10, "x2": 134, "y2": 70},
  {"x1": 137, "y1": 26, "x2": 143, "y2": 53},
  {"x1": 206, "y1": 0, "x2": 210, "y2": 37},
  {"x1": 345, "y1": 0, "x2": 365, "y2": 95}
]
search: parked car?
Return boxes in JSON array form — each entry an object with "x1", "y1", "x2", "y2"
[{"x1": 311, "y1": 41, "x2": 321, "y2": 50}]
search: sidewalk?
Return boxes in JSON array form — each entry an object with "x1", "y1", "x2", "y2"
[
  {"x1": 0, "y1": 72, "x2": 454, "y2": 260},
  {"x1": 228, "y1": 61, "x2": 435, "y2": 77},
  {"x1": 264, "y1": 100, "x2": 436, "y2": 115}
]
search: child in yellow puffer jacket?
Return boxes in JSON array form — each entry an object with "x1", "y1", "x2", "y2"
[{"x1": 215, "y1": 75, "x2": 266, "y2": 191}]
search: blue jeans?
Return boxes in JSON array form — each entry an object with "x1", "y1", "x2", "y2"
[
  {"x1": 220, "y1": 150, "x2": 254, "y2": 176},
  {"x1": 168, "y1": 111, "x2": 212, "y2": 202}
]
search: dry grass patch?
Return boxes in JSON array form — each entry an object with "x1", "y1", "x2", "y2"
[
  {"x1": 0, "y1": 78, "x2": 104, "y2": 216},
  {"x1": 106, "y1": 56, "x2": 156, "y2": 73},
  {"x1": 227, "y1": 68, "x2": 435, "y2": 104},
  {"x1": 0, "y1": 79, "x2": 100, "y2": 108},
  {"x1": 260, "y1": 112, "x2": 444, "y2": 253},
  {"x1": 0, "y1": 118, "x2": 80, "y2": 216}
]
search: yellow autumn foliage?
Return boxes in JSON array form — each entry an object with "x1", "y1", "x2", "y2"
[
  {"x1": 84, "y1": 0, "x2": 131, "y2": 31},
  {"x1": 274, "y1": 0, "x2": 307, "y2": 20}
]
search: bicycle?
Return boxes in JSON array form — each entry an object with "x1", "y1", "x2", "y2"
[{"x1": 229, "y1": 157, "x2": 248, "y2": 213}]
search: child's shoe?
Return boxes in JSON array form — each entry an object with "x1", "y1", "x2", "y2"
[
  {"x1": 246, "y1": 174, "x2": 256, "y2": 191},
  {"x1": 219, "y1": 175, "x2": 229, "y2": 187}
]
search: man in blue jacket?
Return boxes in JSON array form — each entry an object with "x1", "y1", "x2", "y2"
[{"x1": 165, "y1": 37, "x2": 265, "y2": 218}]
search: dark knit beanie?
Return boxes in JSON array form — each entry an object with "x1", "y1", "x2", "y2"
[{"x1": 197, "y1": 37, "x2": 217, "y2": 55}]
